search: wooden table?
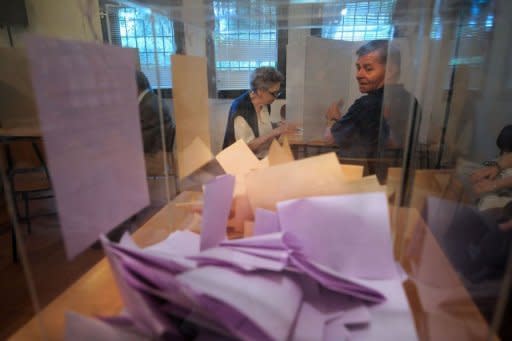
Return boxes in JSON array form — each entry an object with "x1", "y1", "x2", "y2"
[
  {"x1": 11, "y1": 191, "x2": 492, "y2": 340},
  {"x1": 0, "y1": 127, "x2": 41, "y2": 140},
  {"x1": 285, "y1": 134, "x2": 337, "y2": 158}
]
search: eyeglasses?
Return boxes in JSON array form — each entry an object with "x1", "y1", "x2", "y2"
[{"x1": 267, "y1": 89, "x2": 281, "y2": 98}]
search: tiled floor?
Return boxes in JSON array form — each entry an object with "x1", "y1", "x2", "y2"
[{"x1": 0, "y1": 176, "x2": 176, "y2": 339}]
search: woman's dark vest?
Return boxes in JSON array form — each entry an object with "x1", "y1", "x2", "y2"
[{"x1": 222, "y1": 91, "x2": 270, "y2": 149}]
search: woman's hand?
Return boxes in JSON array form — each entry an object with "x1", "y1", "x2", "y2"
[
  {"x1": 473, "y1": 179, "x2": 497, "y2": 195},
  {"x1": 471, "y1": 166, "x2": 499, "y2": 183},
  {"x1": 276, "y1": 121, "x2": 297, "y2": 136}
]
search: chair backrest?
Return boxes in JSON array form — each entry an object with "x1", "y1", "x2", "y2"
[{"x1": 6, "y1": 140, "x2": 44, "y2": 170}]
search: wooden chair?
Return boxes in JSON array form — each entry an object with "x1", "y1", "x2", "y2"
[{"x1": 4, "y1": 140, "x2": 53, "y2": 261}]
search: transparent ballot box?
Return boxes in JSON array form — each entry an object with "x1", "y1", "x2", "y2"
[{"x1": 1, "y1": 0, "x2": 511, "y2": 340}]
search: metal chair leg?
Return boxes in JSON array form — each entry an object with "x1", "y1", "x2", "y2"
[{"x1": 22, "y1": 192, "x2": 31, "y2": 234}]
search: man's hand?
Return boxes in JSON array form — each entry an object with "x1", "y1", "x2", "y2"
[
  {"x1": 326, "y1": 98, "x2": 344, "y2": 121},
  {"x1": 323, "y1": 125, "x2": 334, "y2": 144},
  {"x1": 471, "y1": 166, "x2": 499, "y2": 183},
  {"x1": 499, "y1": 219, "x2": 512, "y2": 231}
]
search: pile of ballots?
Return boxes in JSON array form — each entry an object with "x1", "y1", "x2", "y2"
[{"x1": 72, "y1": 174, "x2": 417, "y2": 340}]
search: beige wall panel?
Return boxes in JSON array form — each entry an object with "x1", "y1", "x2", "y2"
[
  {"x1": 0, "y1": 0, "x2": 102, "y2": 47},
  {"x1": 0, "y1": 48, "x2": 39, "y2": 127},
  {"x1": 172, "y1": 55, "x2": 211, "y2": 178}
]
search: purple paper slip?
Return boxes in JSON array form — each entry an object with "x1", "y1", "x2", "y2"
[
  {"x1": 220, "y1": 232, "x2": 302, "y2": 251},
  {"x1": 177, "y1": 266, "x2": 303, "y2": 341},
  {"x1": 290, "y1": 255, "x2": 386, "y2": 304},
  {"x1": 277, "y1": 193, "x2": 398, "y2": 279},
  {"x1": 304, "y1": 285, "x2": 369, "y2": 325},
  {"x1": 223, "y1": 245, "x2": 290, "y2": 262},
  {"x1": 108, "y1": 236, "x2": 196, "y2": 273},
  {"x1": 66, "y1": 312, "x2": 149, "y2": 341},
  {"x1": 189, "y1": 247, "x2": 286, "y2": 272},
  {"x1": 350, "y1": 278, "x2": 418, "y2": 341},
  {"x1": 101, "y1": 237, "x2": 178, "y2": 337},
  {"x1": 201, "y1": 175, "x2": 235, "y2": 251},
  {"x1": 144, "y1": 230, "x2": 200, "y2": 257},
  {"x1": 290, "y1": 303, "x2": 326, "y2": 341},
  {"x1": 25, "y1": 36, "x2": 149, "y2": 259},
  {"x1": 104, "y1": 242, "x2": 223, "y2": 338},
  {"x1": 197, "y1": 294, "x2": 272, "y2": 340},
  {"x1": 253, "y1": 208, "x2": 281, "y2": 235},
  {"x1": 324, "y1": 318, "x2": 351, "y2": 341}
]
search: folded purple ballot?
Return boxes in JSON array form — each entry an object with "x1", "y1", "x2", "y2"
[
  {"x1": 220, "y1": 231, "x2": 302, "y2": 251},
  {"x1": 253, "y1": 208, "x2": 281, "y2": 235},
  {"x1": 189, "y1": 247, "x2": 287, "y2": 272},
  {"x1": 278, "y1": 193, "x2": 399, "y2": 279},
  {"x1": 201, "y1": 175, "x2": 235, "y2": 251}
]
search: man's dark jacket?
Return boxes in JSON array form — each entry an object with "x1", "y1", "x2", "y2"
[{"x1": 139, "y1": 91, "x2": 175, "y2": 154}]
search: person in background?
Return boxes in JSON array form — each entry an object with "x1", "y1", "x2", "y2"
[
  {"x1": 472, "y1": 125, "x2": 512, "y2": 204},
  {"x1": 325, "y1": 40, "x2": 419, "y2": 159},
  {"x1": 136, "y1": 70, "x2": 176, "y2": 175},
  {"x1": 222, "y1": 67, "x2": 295, "y2": 158},
  {"x1": 442, "y1": 126, "x2": 512, "y2": 284}
]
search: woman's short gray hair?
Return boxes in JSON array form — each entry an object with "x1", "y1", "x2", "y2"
[{"x1": 249, "y1": 66, "x2": 284, "y2": 91}]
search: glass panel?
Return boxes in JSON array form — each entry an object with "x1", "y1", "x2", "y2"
[
  {"x1": 387, "y1": 1, "x2": 512, "y2": 340},
  {"x1": 5, "y1": 1, "x2": 511, "y2": 341}
]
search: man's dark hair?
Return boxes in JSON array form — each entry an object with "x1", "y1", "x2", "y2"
[
  {"x1": 497, "y1": 124, "x2": 512, "y2": 154},
  {"x1": 136, "y1": 70, "x2": 151, "y2": 93},
  {"x1": 356, "y1": 39, "x2": 401, "y2": 69}
]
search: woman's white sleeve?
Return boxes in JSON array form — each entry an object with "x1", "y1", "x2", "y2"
[{"x1": 234, "y1": 116, "x2": 256, "y2": 144}]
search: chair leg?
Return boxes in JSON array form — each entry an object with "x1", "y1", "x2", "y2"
[
  {"x1": 170, "y1": 153, "x2": 180, "y2": 195},
  {"x1": 22, "y1": 192, "x2": 31, "y2": 234},
  {"x1": 12, "y1": 224, "x2": 18, "y2": 263}
]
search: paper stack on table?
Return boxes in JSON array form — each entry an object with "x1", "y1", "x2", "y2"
[{"x1": 66, "y1": 139, "x2": 415, "y2": 340}]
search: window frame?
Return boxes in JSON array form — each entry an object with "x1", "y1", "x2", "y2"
[
  {"x1": 320, "y1": 0, "x2": 396, "y2": 42},
  {"x1": 100, "y1": 1, "x2": 184, "y2": 96}
]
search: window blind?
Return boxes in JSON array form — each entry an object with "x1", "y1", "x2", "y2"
[
  {"x1": 322, "y1": 0, "x2": 396, "y2": 41},
  {"x1": 213, "y1": 0, "x2": 278, "y2": 90}
]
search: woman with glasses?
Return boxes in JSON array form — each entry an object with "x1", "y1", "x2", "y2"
[{"x1": 222, "y1": 66, "x2": 295, "y2": 158}]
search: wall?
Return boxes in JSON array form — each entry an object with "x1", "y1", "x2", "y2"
[{"x1": 0, "y1": 0, "x2": 102, "y2": 47}]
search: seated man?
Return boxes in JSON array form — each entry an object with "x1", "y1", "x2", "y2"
[
  {"x1": 136, "y1": 71, "x2": 176, "y2": 175},
  {"x1": 326, "y1": 40, "x2": 419, "y2": 159}
]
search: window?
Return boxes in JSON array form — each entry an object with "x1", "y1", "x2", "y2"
[
  {"x1": 430, "y1": 2, "x2": 494, "y2": 40},
  {"x1": 321, "y1": 1, "x2": 396, "y2": 41},
  {"x1": 213, "y1": 1, "x2": 278, "y2": 90},
  {"x1": 105, "y1": 5, "x2": 176, "y2": 88}
]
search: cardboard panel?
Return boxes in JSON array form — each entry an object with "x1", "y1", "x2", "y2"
[{"x1": 171, "y1": 55, "x2": 211, "y2": 178}]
